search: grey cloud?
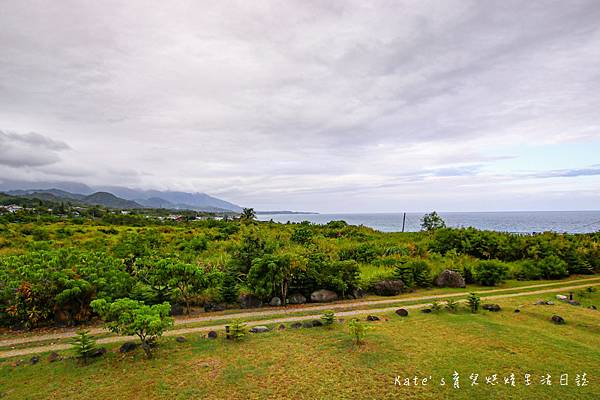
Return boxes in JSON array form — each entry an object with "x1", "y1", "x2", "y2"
[
  {"x1": 0, "y1": 130, "x2": 70, "y2": 167},
  {"x1": 534, "y1": 167, "x2": 600, "y2": 178}
]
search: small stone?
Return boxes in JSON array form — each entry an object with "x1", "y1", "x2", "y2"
[
  {"x1": 547, "y1": 301, "x2": 555, "y2": 305},
  {"x1": 551, "y1": 315, "x2": 565, "y2": 325},
  {"x1": 47, "y1": 352, "x2": 62, "y2": 363},
  {"x1": 12, "y1": 359, "x2": 24, "y2": 367},
  {"x1": 278, "y1": 324, "x2": 286, "y2": 330},
  {"x1": 207, "y1": 331, "x2": 218, "y2": 339},
  {"x1": 566, "y1": 300, "x2": 581, "y2": 306},
  {"x1": 514, "y1": 309, "x2": 520, "y2": 313},
  {"x1": 421, "y1": 308, "x2": 432, "y2": 314},
  {"x1": 366, "y1": 315, "x2": 380, "y2": 321},
  {"x1": 395, "y1": 308, "x2": 409, "y2": 317},
  {"x1": 119, "y1": 341, "x2": 138, "y2": 353},
  {"x1": 30, "y1": 356, "x2": 40, "y2": 365},
  {"x1": 249, "y1": 326, "x2": 270, "y2": 333},
  {"x1": 311, "y1": 320, "x2": 323, "y2": 327},
  {"x1": 589, "y1": 305, "x2": 597, "y2": 310},
  {"x1": 556, "y1": 294, "x2": 568, "y2": 300},
  {"x1": 90, "y1": 348, "x2": 107, "y2": 358},
  {"x1": 291, "y1": 322, "x2": 302, "y2": 329},
  {"x1": 269, "y1": 297, "x2": 282, "y2": 307},
  {"x1": 482, "y1": 304, "x2": 501, "y2": 312},
  {"x1": 175, "y1": 336, "x2": 187, "y2": 343}
]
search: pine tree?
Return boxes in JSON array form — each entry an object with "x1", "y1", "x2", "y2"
[
  {"x1": 71, "y1": 330, "x2": 97, "y2": 364},
  {"x1": 220, "y1": 271, "x2": 239, "y2": 303}
]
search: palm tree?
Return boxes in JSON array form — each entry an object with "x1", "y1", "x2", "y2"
[{"x1": 240, "y1": 207, "x2": 256, "y2": 222}]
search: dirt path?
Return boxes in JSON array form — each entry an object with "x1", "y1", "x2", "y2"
[{"x1": 1, "y1": 280, "x2": 598, "y2": 359}]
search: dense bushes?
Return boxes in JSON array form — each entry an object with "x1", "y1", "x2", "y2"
[{"x1": 473, "y1": 260, "x2": 508, "y2": 286}]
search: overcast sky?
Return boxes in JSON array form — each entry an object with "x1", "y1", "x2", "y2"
[{"x1": 1, "y1": 1, "x2": 599, "y2": 212}]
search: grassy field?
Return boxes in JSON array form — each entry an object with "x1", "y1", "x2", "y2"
[{"x1": 1, "y1": 289, "x2": 598, "y2": 399}]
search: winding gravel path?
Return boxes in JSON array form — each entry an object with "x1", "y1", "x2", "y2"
[{"x1": 1, "y1": 278, "x2": 598, "y2": 359}]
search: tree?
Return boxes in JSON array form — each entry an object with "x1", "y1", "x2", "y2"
[
  {"x1": 467, "y1": 292, "x2": 481, "y2": 313},
  {"x1": 71, "y1": 330, "x2": 97, "y2": 364},
  {"x1": 348, "y1": 318, "x2": 369, "y2": 345},
  {"x1": 220, "y1": 270, "x2": 239, "y2": 304},
  {"x1": 166, "y1": 262, "x2": 207, "y2": 314},
  {"x1": 421, "y1": 211, "x2": 446, "y2": 231},
  {"x1": 91, "y1": 298, "x2": 173, "y2": 359},
  {"x1": 247, "y1": 252, "x2": 307, "y2": 303},
  {"x1": 240, "y1": 208, "x2": 256, "y2": 223}
]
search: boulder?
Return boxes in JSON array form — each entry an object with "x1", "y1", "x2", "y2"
[
  {"x1": 352, "y1": 288, "x2": 366, "y2": 299},
  {"x1": 288, "y1": 293, "x2": 307, "y2": 305},
  {"x1": 534, "y1": 300, "x2": 554, "y2": 305},
  {"x1": 269, "y1": 297, "x2": 282, "y2": 307},
  {"x1": 421, "y1": 308, "x2": 432, "y2": 314},
  {"x1": 47, "y1": 352, "x2": 62, "y2": 363},
  {"x1": 302, "y1": 321, "x2": 314, "y2": 328},
  {"x1": 278, "y1": 324, "x2": 286, "y2": 330},
  {"x1": 366, "y1": 315, "x2": 380, "y2": 321},
  {"x1": 395, "y1": 308, "x2": 409, "y2": 317},
  {"x1": 551, "y1": 315, "x2": 565, "y2": 325},
  {"x1": 291, "y1": 322, "x2": 302, "y2": 329},
  {"x1": 169, "y1": 303, "x2": 185, "y2": 316},
  {"x1": 175, "y1": 336, "x2": 187, "y2": 343},
  {"x1": 250, "y1": 326, "x2": 270, "y2": 333},
  {"x1": 207, "y1": 331, "x2": 218, "y2": 339},
  {"x1": 434, "y1": 270, "x2": 466, "y2": 288},
  {"x1": 372, "y1": 280, "x2": 406, "y2": 296},
  {"x1": 310, "y1": 289, "x2": 338, "y2": 303},
  {"x1": 90, "y1": 348, "x2": 107, "y2": 358},
  {"x1": 204, "y1": 302, "x2": 225, "y2": 312},
  {"x1": 312, "y1": 320, "x2": 323, "y2": 327},
  {"x1": 30, "y1": 356, "x2": 40, "y2": 365},
  {"x1": 119, "y1": 342, "x2": 138, "y2": 353},
  {"x1": 239, "y1": 294, "x2": 263, "y2": 309},
  {"x1": 514, "y1": 309, "x2": 521, "y2": 313},
  {"x1": 482, "y1": 304, "x2": 501, "y2": 312}
]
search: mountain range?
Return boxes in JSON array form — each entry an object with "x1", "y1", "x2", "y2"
[{"x1": 1, "y1": 181, "x2": 243, "y2": 212}]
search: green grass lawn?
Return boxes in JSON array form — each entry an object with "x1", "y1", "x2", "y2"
[{"x1": 1, "y1": 289, "x2": 599, "y2": 400}]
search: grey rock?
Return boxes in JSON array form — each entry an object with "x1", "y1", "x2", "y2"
[
  {"x1": 482, "y1": 304, "x2": 501, "y2": 312},
  {"x1": 90, "y1": 348, "x2": 107, "y2": 358},
  {"x1": 372, "y1": 280, "x2": 406, "y2": 296},
  {"x1": 311, "y1": 320, "x2": 323, "y2": 327},
  {"x1": 434, "y1": 270, "x2": 466, "y2": 288},
  {"x1": 310, "y1": 289, "x2": 338, "y2": 303},
  {"x1": 278, "y1": 324, "x2": 286, "y2": 330},
  {"x1": 207, "y1": 331, "x2": 218, "y2": 339},
  {"x1": 249, "y1": 326, "x2": 270, "y2": 333},
  {"x1": 119, "y1": 342, "x2": 138, "y2": 353},
  {"x1": 302, "y1": 321, "x2": 314, "y2": 328},
  {"x1": 239, "y1": 294, "x2": 263, "y2": 309},
  {"x1": 47, "y1": 352, "x2": 62, "y2": 363},
  {"x1": 551, "y1": 315, "x2": 565, "y2": 324},
  {"x1": 175, "y1": 336, "x2": 187, "y2": 343},
  {"x1": 395, "y1": 308, "x2": 409, "y2": 317},
  {"x1": 366, "y1": 315, "x2": 380, "y2": 321},
  {"x1": 204, "y1": 302, "x2": 225, "y2": 312},
  {"x1": 566, "y1": 300, "x2": 581, "y2": 306},
  {"x1": 291, "y1": 322, "x2": 302, "y2": 329},
  {"x1": 589, "y1": 305, "x2": 597, "y2": 310},
  {"x1": 169, "y1": 303, "x2": 185, "y2": 316},
  {"x1": 514, "y1": 309, "x2": 520, "y2": 313},
  {"x1": 421, "y1": 308, "x2": 432, "y2": 314},
  {"x1": 30, "y1": 356, "x2": 40, "y2": 365},
  {"x1": 269, "y1": 297, "x2": 282, "y2": 307},
  {"x1": 352, "y1": 288, "x2": 366, "y2": 299},
  {"x1": 288, "y1": 293, "x2": 307, "y2": 304}
]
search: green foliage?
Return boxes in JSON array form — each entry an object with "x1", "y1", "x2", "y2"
[
  {"x1": 291, "y1": 222, "x2": 313, "y2": 245},
  {"x1": 71, "y1": 330, "x2": 97, "y2": 364},
  {"x1": 445, "y1": 298, "x2": 459, "y2": 312},
  {"x1": 228, "y1": 320, "x2": 247, "y2": 341},
  {"x1": 247, "y1": 252, "x2": 307, "y2": 302},
  {"x1": 421, "y1": 211, "x2": 446, "y2": 231},
  {"x1": 348, "y1": 318, "x2": 369, "y2": 345},
  {"x1": 473, "y1": 260, "x2": 508, "y2": 286},
  {"x1": 467, "y1": 293, "x2": 481, "y2": 313},
  {"x1": 220, "y1": 270, "x2": 239, "y2": 304},
  {"x1": 240, "y1": 208, "x2": 256, "y2": 223},
  {"x1": 431, "y1": 300, "x2": 443, "y2": 313},
  {"x1": 393, "y1": 259, "x2": 432, "y2": 288},
  {"x1": 321, "y1": 310, "x2": 335, "y2": 326},
  {"x1": 91, "y1": 298, "x2": 173, "y2": 358}
]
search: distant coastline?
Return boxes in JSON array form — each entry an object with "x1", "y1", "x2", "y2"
[{"x1": 256, "y1": 210, "x2": 319, "y2": 215}]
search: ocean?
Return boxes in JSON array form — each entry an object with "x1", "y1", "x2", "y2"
[{"x1": 257, "y1": 211, "x2": 600, "y2": 234}]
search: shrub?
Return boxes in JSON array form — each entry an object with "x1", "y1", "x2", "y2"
[
  {"x1": 537, "y1": 255, "x2": 569, "y2": 279},
  {"x1": 474, "y1": 260, "x2": 508, "y2": 286},
  {"x1": 321, "y1": 310, "x2": 335, "y2": 326},
  {"x1": 394, "y1": 260, "x2": 432, "y2": 288},
  {"x1": 446, "y1": 298, "x2": 459, "y2": 312},
  {"x1": 348, "y1": 318, "x2": 369, "y2": 345},
  {"x1": 467, "y1": 293, "x2": 481, "y2": 313},
  {"x1": 91, "y1": 298, "x2": 173, "y2": 359},
  {"x1": 71, "y1": 330, "x2": 97, "y2": 364},
  {"x1": 228, "y1": 320, "x2": 247, "y2": 341},
  {"x1": 431, "y1": 300, "x2": 443, "y2": 313}
]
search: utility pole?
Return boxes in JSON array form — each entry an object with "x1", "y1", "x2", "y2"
[{"x1": 402, "y1": 212, "x2": 406, "y2": 232}]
